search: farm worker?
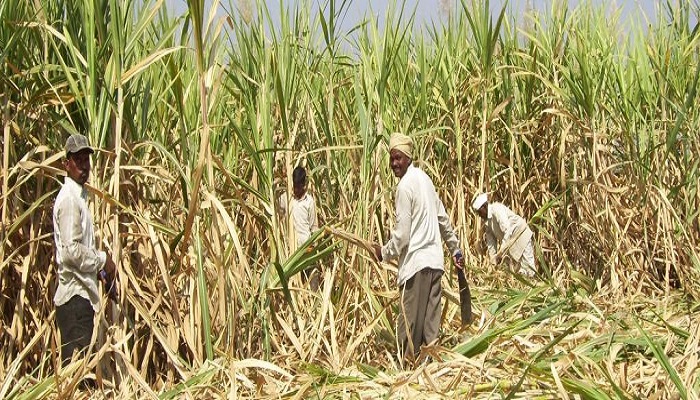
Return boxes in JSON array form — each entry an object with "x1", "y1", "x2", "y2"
[
  {"x1": 289, "y1": 165, "x2": 320, "y2": 290},
  {"x1": 472, "y1": 193, "x2": 536, "y2": 277},
  {"x1": 372, "y1": 132, "x2": 465, "y2": 361},
  {"x1": 53, "y1": 134, "x2": 117, "y2": 366}
]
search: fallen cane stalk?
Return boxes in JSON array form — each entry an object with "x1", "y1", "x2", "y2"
[
  {"x1": 323, "y1": 226, "x2": 377, "y2": 255},
  {"x1": 323, "y1": 226, "x2": 399, "y2": 266}
]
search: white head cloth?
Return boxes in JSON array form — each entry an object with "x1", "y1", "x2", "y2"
[{"x1": 472, "y1": 192, "x2": 488, "y2": 210}]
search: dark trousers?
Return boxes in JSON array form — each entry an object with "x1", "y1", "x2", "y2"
[
  {"x1": 397, "y1": 268, "x2": 443, "y2": 358},
  {"x1": 301, "y1": 267, "x2": 320, "y2": 291},
  {"x1": 56, "y1": 295, "x2": 94, "y2": 366}
]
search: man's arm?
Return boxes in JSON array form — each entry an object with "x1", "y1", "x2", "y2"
[
  {"x1": 491, "y1": 204, "x2": 527, "y2": 263},
  {"x1": 485, "y1": 229, "x2": 498, "y2": 263},
  {"x1": 437, "y1": 199, "x2": 460, "y2": 256},
  {"x1": 309, "y1": 196, "x2": 319, "y2": 232},
  {"x1": 437, "y1": 199, "x2": 465, "y2": 269},
  {"x1": 503, "y1": 214, "x2": 527, "y2": 247},
  {"x1": 381, "y1": 187, "x2": 411, "y2": 262},
  {"x1": 56, "y1": 199, "x2": 106, "y2": 273},
  {"x1": 493, "y1": 203, "x2": 520, "y2": 245}
]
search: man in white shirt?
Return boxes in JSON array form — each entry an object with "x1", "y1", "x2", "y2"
[
  {"x1": 289, "y1": 166, "x2": 319, "y2": 290},
  {"x1": 373, "y1": 133, "x2": 465, "y2": 360},
  {"x1": 472, "y1": 193, "x2": 535, "y2": 277},
  {"x1": 53, "y1": 134, "x2": 116, "y2": 365}
]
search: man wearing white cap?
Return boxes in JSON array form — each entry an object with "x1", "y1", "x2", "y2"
[
  {"x1": 472, "y1": 193, "x2": 535, "y2": 277},
  {"x1": 53, "y1": 134, "x2": 117, "y2": 366},
  {"x1": 372, "y1": 132, "x2": 465, "y2": 361}
]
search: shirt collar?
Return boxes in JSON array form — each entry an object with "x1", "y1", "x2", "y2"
[
  {"x1": 64, "y1": 177, "x2": 87, "y2": 200},
  {"x1": 294, "y1": 192, "x2": 309, "y2": 202},
  {"x1": 401, "y1": 163, "x2": 416, "y2": 179}
]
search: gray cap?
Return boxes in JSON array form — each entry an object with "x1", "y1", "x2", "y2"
[{"x1": 65, "y1": 134, "x2": 94, "y2": 156}]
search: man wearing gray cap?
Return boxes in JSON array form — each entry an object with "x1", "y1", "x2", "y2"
[{"x1": 53, "y1": 133, "x2": 116, "y2": 365}]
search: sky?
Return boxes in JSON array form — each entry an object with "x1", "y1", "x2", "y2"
[
  {"x1": 160, "y1": 0, "x2": 698, "y2": 39},
  {"x1": 163, "y1": 0, "x2": 666, "y2": 26}
]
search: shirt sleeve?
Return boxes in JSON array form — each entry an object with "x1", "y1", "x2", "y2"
[
  {"x1": 381, "y1": 185, "x2": 411, "y2": 262},
  {"x1": 437, "y1": 199, "x2": 460, "y2": 256},
  {"x1": 485, "y1": 228, "x2": 498, "y2": 261},
  {"x1": 277, "y1": 194, "x2": 287, "y2": 217},
  {"x1": 496, "y1": 204, "x2": 521, "y2": 245},
  {"x1": 309, "y1": 196, "x2": 318, "y2": 232},
  {"x1": 56, "y1": 199, "x2": 106, "y2": 274}
]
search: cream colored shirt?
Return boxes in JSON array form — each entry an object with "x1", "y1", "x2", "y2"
[
  {"x1": 53, "y1": 177, "x2": 106, "y2": 312},
  {"x1": 484, "y1": 202, "x2": 532, "y2": 261},
  {"x1": 290, "y1": 192, "x2": 318, "y2": 248},
  {"x1": 381, "y1": 164, "x2": 461, "y2": 286}
]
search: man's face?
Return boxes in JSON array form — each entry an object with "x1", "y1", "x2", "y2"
[
  {"x1": 65, "y1": 149, "x2": 92, "y2": 185},
  {"x1": 389, "y1": 149, "x2": 411, "y2": 178},
  {"x1": 477, "y1": 203, "x2": 488, "y2": 220},
  {"x1": 293, "y1": 183, "x2": 306, "y2": 199}
]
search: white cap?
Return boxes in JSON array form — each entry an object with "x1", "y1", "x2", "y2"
[{"x1": 472, "y1": 193, "x2": 488, "y2": 210}]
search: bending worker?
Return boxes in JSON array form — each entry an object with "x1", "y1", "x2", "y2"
[{"x1": 472, "y1": 192, "x2": 536, "y2": 277}]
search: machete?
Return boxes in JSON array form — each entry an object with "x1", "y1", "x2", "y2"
[{"x1": 456, "y1": 265, "x2": 472, "y2": 326}]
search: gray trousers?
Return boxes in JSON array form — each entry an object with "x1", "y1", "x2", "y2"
[
  {"x1": 397, "y1": 268, "x2": 443, "y2": 357},
  {"x1": 56, "y1": 295, "x2": 94, "y2": 366}
]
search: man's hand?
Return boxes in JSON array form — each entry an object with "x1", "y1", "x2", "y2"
[
  {"x1": 99, "y1": 258, "x2": 118, "y2": 301},
  {"x1": 372, "y1": 243, "x2": 383, "y2": 262},
  {"x1": 453, "y1": 250, "x2": 465, "y2": 269},
  {"x1": 104, "y1": 258, "x2": 117, "y2": 281},
  {"x1": 495, "y1": 254, "x2": 503, "y2": 265}
]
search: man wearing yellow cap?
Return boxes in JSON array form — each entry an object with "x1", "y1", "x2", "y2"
[
  {"x1": 472, "y1": 193, "x2": 535, "y2": 277},
  {"x1": 372, "y1": 133, "x2": 465, "y2": 361}
]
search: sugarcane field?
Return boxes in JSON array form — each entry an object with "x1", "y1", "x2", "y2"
[{"x1": 1, "y1": 0, "x2": 699, "y2": 398}]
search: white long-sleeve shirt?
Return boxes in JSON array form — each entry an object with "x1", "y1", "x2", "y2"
[
  {"x1": 484, "y1": 202, "x2": 532, "y2": 262},
  {"x1": 381, "y1": 164, "x2": 461, "y2": 286},
  {"x1": 53, "y1": 177, "x2": 106, "y2": 312},
  {"x1": 290, "y1": 192, "x2": 318, "y2": 248}
]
